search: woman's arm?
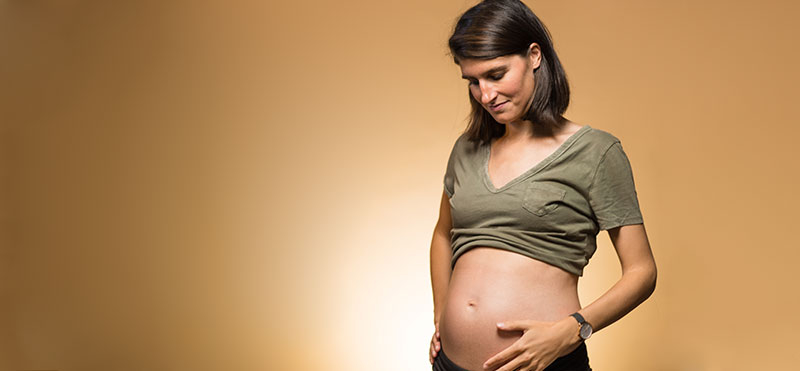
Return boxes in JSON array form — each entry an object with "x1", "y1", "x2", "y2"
[
  {"x1": 429, "y1": 191, "x2": 453, "y2": 363},
  {"x1": 430, "y1": 190, "x2": 454, "y2": 325},
  {"x1": 567, "y1": 223, "x2": 657, "y2": 337},
  {"x1": 482, "y1": 223, "x2": 656, "y2": 370}
]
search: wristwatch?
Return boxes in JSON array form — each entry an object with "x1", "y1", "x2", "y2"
[{"x1": 570, "y1": 312, "x2": 593, "y2": 341}]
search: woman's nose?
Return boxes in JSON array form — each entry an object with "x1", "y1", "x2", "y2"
[{"x1": 479, "y1": 81, "x2": 497, "y2": 105}]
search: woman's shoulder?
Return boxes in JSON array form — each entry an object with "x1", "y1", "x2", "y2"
[
  {"x1": 583, "y1": 125, "x2": 622, "y2": 145},
  {"x1": 448, "y1": 131, "x2": 482, "y2": 156},
  {"x1": 578, "y1": 125, "x2": 626, "y2": 155}
]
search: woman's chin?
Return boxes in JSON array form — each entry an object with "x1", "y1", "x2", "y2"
[
  {"x1": 488, "y1": 112, "x2": 508, "y2": 124},
  {"x1": 490, "y1": 115, "x2": 513, "y2": 125},
  {"x1": 487, "y1": 109, "x2": 521, "y2": 125}
]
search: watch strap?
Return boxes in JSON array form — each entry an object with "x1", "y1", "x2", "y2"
[{"x1": 570, "y1": 312, "x2": 586, "y2": 325}]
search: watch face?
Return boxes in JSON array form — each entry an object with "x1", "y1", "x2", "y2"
[{"x1": 580, "y1": 323, "x2": 593, "y2": 339}]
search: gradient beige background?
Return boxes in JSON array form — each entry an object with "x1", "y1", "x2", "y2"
[{"x1": 2, "y1": 1, "x2": 799, "y2": 370}]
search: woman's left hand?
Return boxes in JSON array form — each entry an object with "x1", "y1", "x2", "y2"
[{"x1": 482, "y1": 317, "x2": 581, "y2": 371}]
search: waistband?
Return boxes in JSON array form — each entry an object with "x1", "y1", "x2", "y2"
[
  {"x1": 433, "y1": 342, "x2": 590, "y2": 371},
  {"x1": 433, "y1": 347, "x2": 468, "y2": 371}
]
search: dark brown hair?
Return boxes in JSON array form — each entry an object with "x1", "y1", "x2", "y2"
[{"x1": 448, "y1": 0, "x2": 570, "y2": 145}]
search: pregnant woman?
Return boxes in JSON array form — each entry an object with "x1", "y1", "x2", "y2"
[{"x1": 428, "y1": 1, "x2": 657, "y2": 370}]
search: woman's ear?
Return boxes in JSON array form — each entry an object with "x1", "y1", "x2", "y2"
[{"x1": 528, "y1": 42, "x2": 542, "y2": 70}]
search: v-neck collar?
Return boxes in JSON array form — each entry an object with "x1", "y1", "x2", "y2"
[{"x1": 482, "y1": 125, "x2": 592, "y2": 193}]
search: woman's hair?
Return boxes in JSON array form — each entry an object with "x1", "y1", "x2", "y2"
[{"x1": 448, "y1": 0, "x2": 570, "y2": 145}]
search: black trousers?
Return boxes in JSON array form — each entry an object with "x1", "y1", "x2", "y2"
[{"x1": 432, "y1": 342, "x2": 592, "y2": 371}]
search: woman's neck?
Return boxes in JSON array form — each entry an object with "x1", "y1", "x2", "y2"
[{"x1": 500, "y1": 117, "x2": 568, "y2": 142}]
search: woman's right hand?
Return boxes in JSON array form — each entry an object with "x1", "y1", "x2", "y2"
[{"x1": 429, "y1": 322, "x2": 441, "y2": 364}]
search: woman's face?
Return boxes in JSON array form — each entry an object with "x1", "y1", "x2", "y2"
[{"x1": 458, "y1": 44, "x2": 541, "y2": 125}]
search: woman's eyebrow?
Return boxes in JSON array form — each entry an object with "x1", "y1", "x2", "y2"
[{"x1": 461, "y1": 66, "x2": 507, "y2": 79}]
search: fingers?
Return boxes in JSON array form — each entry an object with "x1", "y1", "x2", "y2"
[
  {"x1": 483, "y1": 346, "x2": 521, "y2": 370},
  {"x1": 487, "y1": 351, "x2": 554, "y2": 371},
  {"x1": 429, "y1": 330, "x2": 441, "y2": 364},
  {"x1": 492, "y1": 354, "x2": 531, "y2": 371},
  {"x1": 430, "y1": 335, "x2": 434, "y2": 364},
  {"x1": 429, "y1": 340, "x2": 434, "y2": 364},
  {"x1": 497, "y1": 319, "x2": 537, "y2": 332}
]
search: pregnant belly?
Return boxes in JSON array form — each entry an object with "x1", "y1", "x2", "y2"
[{"x1": 438, "y1": 247, "x2": 581, "y2": 371}]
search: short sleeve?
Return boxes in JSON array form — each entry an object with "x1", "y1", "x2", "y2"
[
  {"x1": 443, "y1": 136, "x2": 460, "y2": 198},
  {"x1": 588, "y1": 142, "x2": 644, "y2": 230}
]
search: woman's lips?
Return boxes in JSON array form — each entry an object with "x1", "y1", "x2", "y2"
[{"x1": 489, "y1": 101, "x2": 508, "y2": 111}]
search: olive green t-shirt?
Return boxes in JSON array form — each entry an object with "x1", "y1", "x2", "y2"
[{"x1": 443, "y1": 125, "x2": 644, "y2": 276}]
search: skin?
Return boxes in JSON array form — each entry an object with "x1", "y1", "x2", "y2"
[{"x1": 429, "y1": 43, "x2": 657, "y2": 370}]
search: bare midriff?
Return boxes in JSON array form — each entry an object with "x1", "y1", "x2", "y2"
[{"x1": 438, "y1": 247, "x2": 581, "y2": 371}]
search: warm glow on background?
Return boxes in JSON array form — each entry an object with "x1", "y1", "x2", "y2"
[{"x1": 2, "y1": 1, "x2": 799, "y2": 370}]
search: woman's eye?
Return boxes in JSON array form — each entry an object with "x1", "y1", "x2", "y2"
[{"x1": 490, "y1": 74, "x2": 504, "y2": 80}]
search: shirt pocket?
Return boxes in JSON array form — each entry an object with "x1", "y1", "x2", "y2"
[{"x1": 522, "y1": 181, "x2": 567, "y2": 216}]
